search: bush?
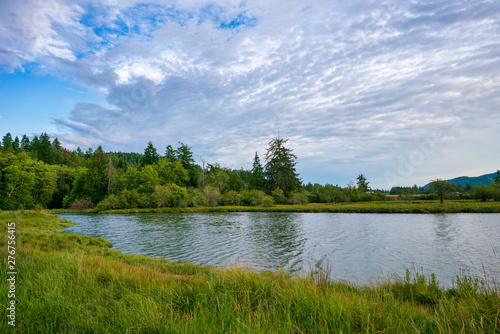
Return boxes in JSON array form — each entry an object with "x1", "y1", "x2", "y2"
[
  {"x1": 271, "y1": 188, "x2": 286, "y2": 204},
  {"x1": 203, "y1": 186, "x2": 221, "y2": 207},
  {"x1": 222, "y1": 190, "x2": 241, "y2": 206},
  {"x1": 288, "y1": 191, "x2": 309, "y2": 205},
  {"x1": 188, "y1": 188, "x2": 208, "y2": 207},
  {"x1": 69, "y1": 198, "x2": 94, "y2": 210},
  {"x1": 155, "y1": 184, "x2": 188, "y2": 208},
  {"x1": 96, "y1": 194, "x2": 128, "y2": 211},
  {"x1": 241, "y1": 190, "x2": 266, "y2": 206},
  {"x1": 261, "y1": 195, "x2": 275, "y2": 207}
]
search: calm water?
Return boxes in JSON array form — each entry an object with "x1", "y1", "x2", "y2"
[{"x1": 61, "y1": 212, "x2": 500, "y2": 286}]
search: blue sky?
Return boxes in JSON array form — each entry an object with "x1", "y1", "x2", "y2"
[{"x1": 1, "y1": 0, "x2": 499, "y2": 189}]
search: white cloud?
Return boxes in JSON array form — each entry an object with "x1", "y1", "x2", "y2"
[{"x1": 3, "y1": 0, "x2": 500, "y2": 187}]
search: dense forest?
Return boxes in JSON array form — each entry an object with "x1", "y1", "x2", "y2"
[{"x1": 0, "y1": 132, "x2": 499, "y2": 210}]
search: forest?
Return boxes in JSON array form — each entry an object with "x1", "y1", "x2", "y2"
[{"x1": 0, "y1": 132, "x2": 499, "y2": 210}]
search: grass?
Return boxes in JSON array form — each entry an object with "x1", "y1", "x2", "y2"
[
  {"x1": 1, "y1": 210, "x2": 499, "y2": 333},
  {"x1": 51, "y1": 200, "x2": 500, "y2": 214}
]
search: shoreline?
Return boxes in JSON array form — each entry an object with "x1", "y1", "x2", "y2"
[{"x1": 50, "y1": 200, "x2": 500, "y2": 214}]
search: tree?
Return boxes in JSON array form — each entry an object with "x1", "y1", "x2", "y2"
[
  {"x1": 37, "y1": 133, "x2": 53, "y2": 164},
  {"x1": 264, "y1": 136, "x2": 301, "y2": 196},
  {"x1": 142, "y1": 141, "x2": 160, "y2": 166},
  {"x1": 12, "y1": 136, "x2": 20, "y2": 151},
  {"x1": 356, "y1": 174, "x2": 370, "y2": 192},
  {"x1": 165, "y1": 145, "x2": 176, "y2": 161},
  {"x1": 21, "y1": 135, "x2": 31, "y2": 151},
  {"x1": 2, "y1": 133, "x2": 13, "y2": 151},
  {"x1": 175, "y1": 142, "x2": 199, "y2": 186},
  {"x1": 495, "y1": 170, "x2": 500, "y2": 185},
  {"x1": 429, "y1": 179, "x2": 454, "y2": 204},
  {"x1": 52, "y1": 138, "x2": 63, "y2": 165},
  {"x1": 249, "y1": 152, "x2": 266, "y2": 190},
  {"x1": 84, "y1": 146, "x2": 108, "y2": 203}
]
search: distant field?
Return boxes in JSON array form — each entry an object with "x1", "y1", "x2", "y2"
[{"x1": 51, "y1": 200, "x2": 500, "y2": 214}]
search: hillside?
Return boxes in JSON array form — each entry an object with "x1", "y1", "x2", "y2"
[{"x1": 423, "y1": 171, "x2": 498, "y2": 188}]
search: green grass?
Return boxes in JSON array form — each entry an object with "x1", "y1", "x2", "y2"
[
  {"x1": 51, "y1": 200, "x2": 500, "y2": 214},
  {"x1": 1, "y1": 211, "x2": 499, "y2": 333}
]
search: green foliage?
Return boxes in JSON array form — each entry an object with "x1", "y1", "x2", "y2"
[
  {"x1": 429, "y1": 179, "x2": 454, "y2": 204},
  {"x1": 142, "y1": 141, "x2": 160, "y2": 166},
  {"x1": 356, "y1": 173, "x2": 370, "y2": 192},
  {"x1": 84, "y1": 146, "x2": 109, "y2": 203},
  {"x1": 264, "y1": 137, "x2": 301, "y2": 196},
  {"x1": 0, "y1": 152, "x2": 57, "y2": 209},
  {"x1": 155, "y1": 184, "x2": 188, "y2": 208},
  {"x1": 154, "y1": 159, "x2": 189, "y2": 186},
  {"x1": 249, "y1": 152, "x2": 266, "y2": 190},
  {"x1": 241, "y1": 190, "x2": 266, "y2": 206},
  {"x1": 271, "y1": 188, "x2": 286, "y2": 204},
  {"x1": 138, "y1": 165, "x2": 160, "y2": 193}
]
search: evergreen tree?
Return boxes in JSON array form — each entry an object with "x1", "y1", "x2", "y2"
[
  {"x1": 38, "y1": 133, "x2": 53, "y2": 164},
  {"x1": 21, "y1": 135, "x2": 31, "y2": 151},
  {"x1": 2, "y1": 133, "x2": 13, "y2": 150},
  {"x1": 264, "y1": 137, "x2": 301, "y2": 196},
  {"x1": 142, "y1": 141, "x2": 160, "y2": 166},
  {"x1": 176, "y1": 142, "x2": 199, "y2": 186},
  {"x1": 495, "y1": 170, "x2": 500, "y2": 185},
  {"x1": 165, "y1": 145, "x2": 176, "y2": 161},
  {"x1": 52, "y1": 138, "x2": 63, "y2": 165},
  {"x1": 13, "y1": 136, "x2": 20, "y2": 151},
  {"x1": 84, "y1": 146, "x2": 108, "y2": 203},
  {"x1": 249, "y1": 152, "x2": 266, "y2": 190},
  {"x1": 356, "y1": 174, "x2": 370, "y2": 192}
]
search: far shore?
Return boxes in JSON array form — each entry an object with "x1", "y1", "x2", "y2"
[{"x1": 50, "y1": 200, "x2": 500, "y2": 214}]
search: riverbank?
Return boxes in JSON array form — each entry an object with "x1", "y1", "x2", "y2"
[
  {"x1": 1, "y1": 211, "x2": 499, "y2": 333},
  {"x1": 51, "y1": 200, "x2": 500, "y2": 214}
]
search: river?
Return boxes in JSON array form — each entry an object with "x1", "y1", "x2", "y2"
[{"x1": 61, "y1": 212, "x2": 500, "y2": 287}]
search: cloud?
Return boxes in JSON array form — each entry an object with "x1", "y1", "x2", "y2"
[{"x1": 3, "y1": 0, "x2": 500, "y2": 187}]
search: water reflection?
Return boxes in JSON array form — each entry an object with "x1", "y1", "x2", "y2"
[{"x1": 62, "y1": 212, "x2": 500, "y2": 287}]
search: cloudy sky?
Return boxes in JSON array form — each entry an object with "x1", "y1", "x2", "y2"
[{"x1": 1, "y1": 0, "x2": 499, "y2": 189}]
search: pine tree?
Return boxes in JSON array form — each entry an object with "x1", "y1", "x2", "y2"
[
  {"x1": 12, "y1": 136, "x2": 20, "y2": 151},
  {"x1": 264, "y1": 137, "x2": 301, "y2": 196},
  {"x1": 2, "y1": 133, "x2": 13, "y2": 150},
  {"x1": 165, "y1": 145, "x2": 176, "y2": 161},
  {"x1": 21, "y1": 135, "x2": 31, "y2": 151},
  {"x1": 142, "y1": 141, "x2": 160, "y2": 166},
  {"x1": 38, "y1": 133, "x2": 53, "y2": 164},
  {"x1": 356, "y1": 174, "x2": 370, "y2": 192},
  {"x1": 249, "y1": 152, "x2": 266, "y2": 190},
  {"x1": 84, "y1": 146, "x2": 109, "y2": 203},
  {"x1": 52, "y1": 138, "x2": 63, "y2": 165}
]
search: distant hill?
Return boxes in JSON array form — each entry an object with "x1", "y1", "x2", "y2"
[{"x1": 423, "y1": 172, "x2": 498, "y2": 189}]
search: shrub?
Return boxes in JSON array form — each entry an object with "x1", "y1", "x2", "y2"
[
  {"x1": 261, "y1": 195, "x2": 275, "y2": 207},
  {"x1": 222, "y1": 190, "x2": 241, "y2": 206},
  {"x1": 203, "y1": 186, "x2": 221, "y2": 207},
  {"x1": 241, "y1": 190, "x2": 266, "y2": 206},
  {"x1": 96, "y1": 194, "x2": 128, "y2": 211},
  {"x1": 69, "y1": 198, "x2": 94, "y2": 210},
  {"x1": 271, "y1": 188, "x2": 286, "y2": 204},
  {"x1": 289, "y1": 191, "x2": 309, "y2": 205},
  {"x1": 155, "y1": 184, "x2": 188, "y2": 208}
]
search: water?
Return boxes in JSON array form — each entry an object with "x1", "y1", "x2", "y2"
[{"x1": 61, "y1": 212, "x2": 500, "y2": 287}]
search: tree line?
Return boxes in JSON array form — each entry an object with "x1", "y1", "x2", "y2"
[{"x1": 1, "y1": 132, "x2": 499, "y2": 210}]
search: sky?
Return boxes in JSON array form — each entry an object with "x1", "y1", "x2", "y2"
[{"x1": 0, "y1": 0, "x2": 499, "y2": 189}]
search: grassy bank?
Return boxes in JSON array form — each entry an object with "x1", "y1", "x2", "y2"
[
  {"x1": 1, "y1": 211, "x2": 499, "y2": 333},
  {"x1": 51, "y1": 200, "x2": 500, "y2": 214}
]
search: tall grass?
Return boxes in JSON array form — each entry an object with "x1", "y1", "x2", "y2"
[{"x1": 1, "y1": 211, "x2": 499, "y2": 333}]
